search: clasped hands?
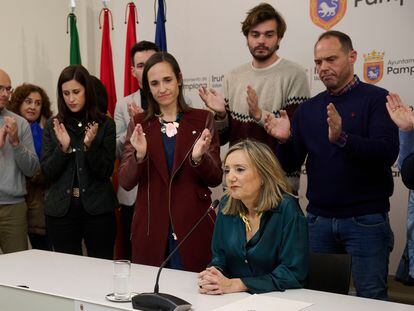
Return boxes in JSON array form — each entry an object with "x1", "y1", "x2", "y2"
[
  {"x1": 130, "y1": 123, "x2": 212, "y2": 163},
  {"x1": 198, "y1": 267, "x2": 246, "y2": 295},
  {"x1": 0, "y1": 116, "x2": 19, "y2": 148}
]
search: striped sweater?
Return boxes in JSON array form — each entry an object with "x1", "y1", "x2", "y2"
[{"x1": 215, "y1": 58, "x2": 310, "y2": 191}]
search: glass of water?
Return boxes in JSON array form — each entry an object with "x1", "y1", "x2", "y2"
[{"x1": 113, "y1": 260, "x2": 131, "y2": 300}]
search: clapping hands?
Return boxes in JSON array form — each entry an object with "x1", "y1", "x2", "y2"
[
  {"x1": 53, "y1": 118, "x2": 71, "y2": 152},
  {"x1": 84, "y1": 122, "x2": 99, "y2": 149},
  {"x1": 386, "y1": 92, "x2": 414, "y2": 131},
  {"x1": 246, "y1": 85, "x2": 262, "y2": 121},
  {"x1": 264, "y1": 110, "x2": 291, "y2": 143},
  {"x1": 127, "y1": 102, "x2": 143, "y2": 118},
  {"x1": 199, "y1": 86, "x2": 226, "y2": 118},
  {"x1": 130, "y1": 123, "x2": 147, "y2": 162},
  {"x1": 326, "y1": 103, "x2": 342, "y2": 142},
  {"x1": 0, "y1": 125, "x2": 6, "y2": 149},
  {"x1": 192, "y1": 129, "x2": 212, "y2": 163}
]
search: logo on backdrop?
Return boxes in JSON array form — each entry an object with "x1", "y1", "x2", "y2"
[
  {"x1": 354, "y1": 0, "x2": 404, "y2": 8},
  {"x1": 310, "y1": 0, "x2": 347, "y2": 30},
  {"x1": 183, "y1": 74, "x2": 224, "y2": 92},
  {"x1": 386, "y1": 58, "x2": 414, "y2": 77},
  {"x1": 363, "y1": 50, "x2": 385, "y2": 84}
]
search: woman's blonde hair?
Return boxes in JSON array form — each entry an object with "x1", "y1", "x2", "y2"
[{"x1": 222, "y1": 139, "x2": 293, "y2": 215}]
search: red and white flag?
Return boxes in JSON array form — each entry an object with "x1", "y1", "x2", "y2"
[
  {"x1": 99, "y1": 8, "x2": 117, "y2": 117},
  {"x1": 124, "y1": 2, "x2": 139, "y2": 96}
]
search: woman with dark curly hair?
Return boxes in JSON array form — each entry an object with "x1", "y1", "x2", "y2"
[
  {"x1": 8, "y1": 83, "x2": 53, "y2": 250},
  {"x1": 8, "y1": 84, "x2": 52, "y2": 126}
]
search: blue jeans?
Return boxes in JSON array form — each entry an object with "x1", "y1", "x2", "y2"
[{"x1": 307, "y1": 212, "x2": 394, "y2": 300}]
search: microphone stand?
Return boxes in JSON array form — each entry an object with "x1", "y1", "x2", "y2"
[{"x1": 132, "y1": 199, "x2": 220, "y2": 311}]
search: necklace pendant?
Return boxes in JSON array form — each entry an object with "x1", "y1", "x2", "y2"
[{"x1": 78, "y1": 121, "x2": 82, "y2": 128}]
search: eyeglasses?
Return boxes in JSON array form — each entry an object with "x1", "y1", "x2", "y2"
[{"x1": 0, "y1": 85, "x2": 13, "y2": 94}]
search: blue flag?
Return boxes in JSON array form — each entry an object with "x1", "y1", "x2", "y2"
[{"x1": 155, "y1": 0, "x2": 167, "y2": 51}]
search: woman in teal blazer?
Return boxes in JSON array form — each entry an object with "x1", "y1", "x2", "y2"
[{"x1": 198, "y1": 140, "x2": 308, "y2": 294}]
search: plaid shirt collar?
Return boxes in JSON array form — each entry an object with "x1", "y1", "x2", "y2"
[{"x1": 329, "y1": 75, "x2": 360, "y2": 96}]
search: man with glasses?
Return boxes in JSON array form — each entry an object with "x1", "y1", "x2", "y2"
[
  {"x1": 0, "y1": 69, "x2": 39, "y2": 254},
  {"x1": 198, "y1": 3, "x2": 309, "y2": 192}
]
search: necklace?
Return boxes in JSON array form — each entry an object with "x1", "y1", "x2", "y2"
[
  {"x1": 239, "y1": 211, "x2": 262, "y2": 232},
  {"x1": 158, "y1": 113, "x2": 183, "y2": 138},
  {"x1": 239, "y1": 213, "x2": 252, "y2": 232},
  {"x1": 69, "y1": 116, "x2": 84, "y2": 128},
  {"x1": 69, "y1": 111, "x2": 86, "y2": 128}
]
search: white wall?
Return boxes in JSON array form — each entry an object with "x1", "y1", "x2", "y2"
[{"x1": 1, "y1": 0, "x2": 413, "y2": 274}]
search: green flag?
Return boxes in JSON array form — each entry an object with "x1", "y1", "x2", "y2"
[{"x1": 68, "y1": 13, "x2": 81, "y2": 65}]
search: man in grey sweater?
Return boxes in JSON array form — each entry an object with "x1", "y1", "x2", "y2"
[{"x1": 0, "y1": 69, "x2": 39, "y2": 253}]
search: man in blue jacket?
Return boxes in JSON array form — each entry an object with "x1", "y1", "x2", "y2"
[{"x1": 265, "y1": 31, "x2": 398, "y2": 300}]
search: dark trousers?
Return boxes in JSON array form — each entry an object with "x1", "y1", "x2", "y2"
[
  {"x1": 120, "y1": 204, "x2": 134, "y2": 260},
  {"x1": 46, "y1": 198, "x2": 116, "y2": 260},
  {"x1": 29, "y1": 233, "x2": 52, "y2": 251}
]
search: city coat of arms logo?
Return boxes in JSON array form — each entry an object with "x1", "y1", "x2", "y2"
[
  {"x1": 363, "y1": 50, "x2": 385, "y2": 84},
  {"x1": 310, "y1": 0, "x2": 347, "y2": 30}
]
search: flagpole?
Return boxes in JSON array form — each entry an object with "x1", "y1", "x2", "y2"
[
  {"x1": 70, "y1": 0, "x2": 75, "y2": 13},
  {"x1": 67, "y1": 0, "x2": 81, "y2": 65}
]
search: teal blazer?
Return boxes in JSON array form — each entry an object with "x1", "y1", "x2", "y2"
[{"x1": 209, "y1": 195, "x2": 308, "y2": 294}]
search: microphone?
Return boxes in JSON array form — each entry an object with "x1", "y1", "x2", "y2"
[{"x1": 132, "y1": 199, "x2": 220, "y2": 311}]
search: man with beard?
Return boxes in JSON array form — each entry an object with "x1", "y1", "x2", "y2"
[
  {"x1": 0, "y1": 69, "x2": 39, "y2": 253},
  {"x1": 265, "y1": 31, "x2": 398, "y2": 300},
  {"x1": 199, "y1": 3, "x2": 309, "y2": 192}
]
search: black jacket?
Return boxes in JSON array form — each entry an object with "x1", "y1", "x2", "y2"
[{"x1": 41, "y1": 116, "x2": 117, "y2": 217}]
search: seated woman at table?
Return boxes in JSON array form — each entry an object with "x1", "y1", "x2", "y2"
[{"x1": 198, "y1": 139, "x2": 308, "y2": 294}]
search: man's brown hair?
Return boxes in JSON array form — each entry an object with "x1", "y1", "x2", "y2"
[{"x1": 241, "y1": 3, "x2": 287, "y2": 38}]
